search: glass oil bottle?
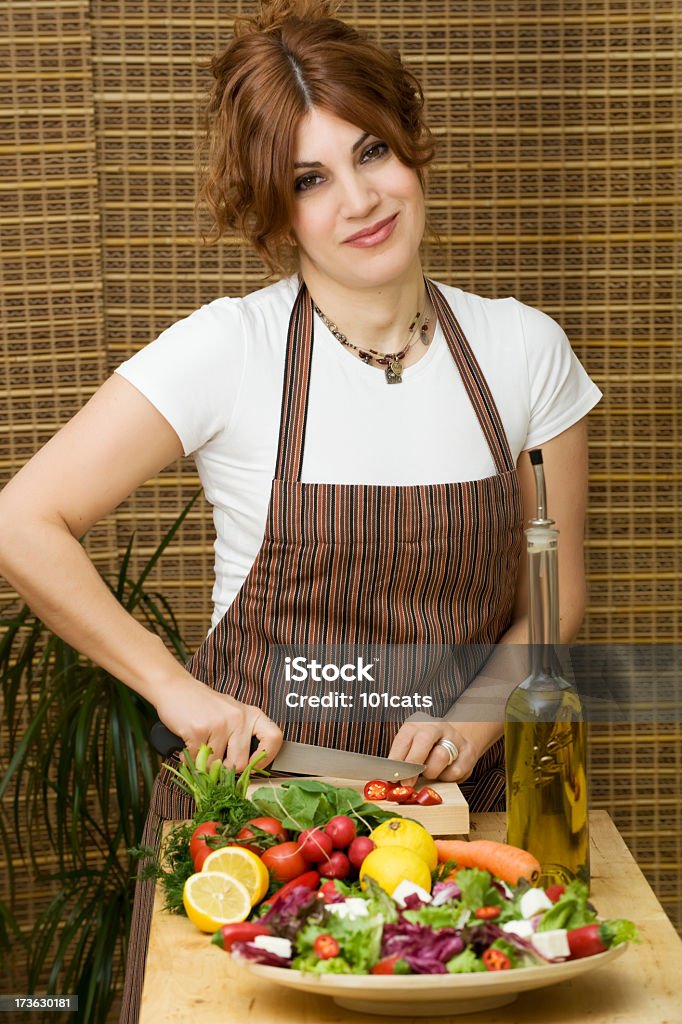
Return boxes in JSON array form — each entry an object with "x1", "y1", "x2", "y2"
[{"x1": 504, "y1": 449, "x2": 590, "y2": 887}]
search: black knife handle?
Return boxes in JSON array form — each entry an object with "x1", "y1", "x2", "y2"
[{"x1": 150, "y1": 720, "x2": 259, "y2": 759}]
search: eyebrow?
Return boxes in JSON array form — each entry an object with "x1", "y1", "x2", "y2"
[{"x1": 293, "y1": 131, "x2": 370, "y2": 169}]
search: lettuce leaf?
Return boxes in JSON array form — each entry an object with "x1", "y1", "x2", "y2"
[
  {"x1": 446, "y1": 947, "x2": 487, "y2": 973},
  {"x1": 536, "y1": 880, "x2": 597, "y2": 932}
]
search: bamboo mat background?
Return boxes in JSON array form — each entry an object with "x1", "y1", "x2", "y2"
[{"x1": 1, "y1": 0, "x2": 680, "y2": 1012}]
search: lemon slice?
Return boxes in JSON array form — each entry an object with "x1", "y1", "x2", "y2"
[
  {"x1": 202, "y1": 846, "x2": 269, "y2": 906},
  {"x1": 183, "y1": 871, "x2": 251, "y2": 932}
]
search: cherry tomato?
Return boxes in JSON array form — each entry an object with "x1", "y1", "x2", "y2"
[
  {"x1": 324, "y1": 815, "x2": 356, "y2": 848},
  {"x1": 319, "y1": 879, "x2": 342, "y2": 902},
  {"x1": 546, "y1": 884, "x2": 566, "y2": 904},
  {"x1": 189, "y1": 821, "x2": 220, "y2": 864},
  {"x1": 482, "y1": 948, "x2": 511, "y2": 971},
  {"x1": 313, "y1": 934, "x2": 340, "y2": 959},
  {"x1": 370, "y1": 955, "x2": 410, "y2": 975},
  {"x1": 387, "y1": 785, "x2": 417, "y2": 804},
  {"x1": 416, "y1": 786, "x2": 443, "y2": 806},
  {"x1": 363, "y1": 780, "x2": 391, "y2": 800},
  {"x1": 475, "y1": 906, "x2": 501, "y2": 920},
  {"x1": 211, "y1": 922, "x2": 271, "y2": 951},
  {"x1": 297, "y1": 828, "x2": 333, "y2": 863},
  {"x1": 261, "y1": 841, "x2": 308, "y2": 882}
]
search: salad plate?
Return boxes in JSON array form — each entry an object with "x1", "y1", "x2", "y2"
[{"x1": 242, "y1": 944, "x2": 626, "y2": 1017}]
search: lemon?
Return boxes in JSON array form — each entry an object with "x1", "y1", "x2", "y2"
[
  {"x1": 370, "y1": 817, "x2": 438, "y2": 870},
  {"x1": 360, "y1": 846, "x2": 432, "y2": 896},
  {"x1": 182, "y1": 871, "x2": 251, "y2": 932},
  {"x1": 202, "y1": 845, "x2": 269, "y2": 905}
]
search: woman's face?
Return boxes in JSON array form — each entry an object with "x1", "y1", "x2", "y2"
[{"x1": 289, "y1": 107, "x2": 426, "y2": 293}]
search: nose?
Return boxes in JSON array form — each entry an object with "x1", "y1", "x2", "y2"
[{"x1": 338, "y1": 169, "x2": 380, "y2": 220}]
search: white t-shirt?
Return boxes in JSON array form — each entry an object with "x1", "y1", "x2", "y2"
[{"x1": 115, "y1": 275, "x2": 602, "y2": 630}]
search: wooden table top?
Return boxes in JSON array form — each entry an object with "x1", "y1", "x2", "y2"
[{"x1": 139, "y1": 810, "x2": 682, "y2": 1024}]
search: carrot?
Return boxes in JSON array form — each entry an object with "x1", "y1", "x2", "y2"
[{"x1": 434, "y1": 839, "x2": 541, "y2": 886}]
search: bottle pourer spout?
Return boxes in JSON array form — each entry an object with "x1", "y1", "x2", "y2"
[{"x1": 528, "y1": 449, "x2": 555, "y2": 526}]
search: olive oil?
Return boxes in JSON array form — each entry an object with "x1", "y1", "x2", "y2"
[{"x1": 504, "y1": 450, "x2": 590, "y2": 887}]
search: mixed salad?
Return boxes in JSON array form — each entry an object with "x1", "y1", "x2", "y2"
[{"x1": 224, "y1": 871, "x2": 638, "y2": 976}]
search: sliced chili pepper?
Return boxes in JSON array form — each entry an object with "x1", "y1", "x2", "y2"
[
  {"x1": 475, "y1": 905, "x2": 501, "y2": 920},
  {"x1": 482, "y1": 947, "x2": 511, "y2": 971},
  {"x1": 416, "y1": 786, "x2": 443, "y2": 806},
  {"x1": 387, "y1": 784, "x2": 417, "y2": 804},
  {"x1": 363, "y1": 779, "x2": 391, "y2": 801},
  {"x1": 313, "y1": 933, "x2": 340, "y2": 960},
  {"x1": 370, "y1": 955, "x2": 411, "y2": 975}
]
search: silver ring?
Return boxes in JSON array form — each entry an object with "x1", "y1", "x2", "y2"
[{"x1": 437, "y1": 738, "x2": 459, "y2": 766}]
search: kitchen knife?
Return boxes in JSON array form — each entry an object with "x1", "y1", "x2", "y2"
[{"x1": 150, "y1": 721, "x2": 425, "y2": 781}]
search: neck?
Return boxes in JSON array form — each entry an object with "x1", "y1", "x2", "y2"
[{"x1": 300, "y1": 257, "x2": 428, "y2": 354}]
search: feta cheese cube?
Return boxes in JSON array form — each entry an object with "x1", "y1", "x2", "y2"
[
  {"x1": 327, "y1": 898, "x2": 370, "y2": 920},
  {"x1": 391, "y1": 880, "x2": 432, "y2": 907},
  {"x1": 252, "y1": 935, "x2": 293, "y2": 958},
  {"x1": 530, "y1": 929, "x2": 570, "y2": 961},
  {"x1": 519, "y1": 888, "x2": 554, "y2": 919},
  {"x1": 502, "y1": 919, "x2": 536, "y2": 939}
]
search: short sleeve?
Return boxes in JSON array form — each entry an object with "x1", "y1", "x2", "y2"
[
  {"x1": 114, "y1": 297, "x2": 246, "y2": 456},
  {"x1": 514, "y1": 300, "x2": 602, "y2": 449}
]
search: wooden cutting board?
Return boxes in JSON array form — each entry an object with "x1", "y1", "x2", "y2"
[{"x1": 247, "y1": 776, "x2": 469, "y2": 836}]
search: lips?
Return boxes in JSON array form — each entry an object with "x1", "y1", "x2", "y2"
[{"x1": 343, "y1": 213, "x2": 398, "y2": 244}]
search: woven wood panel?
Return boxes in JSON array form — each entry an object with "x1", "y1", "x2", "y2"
[{"x1": 1, "y1": 0, "x2": 680, "y2": 1009}]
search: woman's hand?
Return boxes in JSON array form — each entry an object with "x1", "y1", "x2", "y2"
[
  {"x1": 155, "y1": 674, "x2": 283, "y2": 772},
  {"x1": 388, "y1": 715, "x2": 481, "y2": 785}
]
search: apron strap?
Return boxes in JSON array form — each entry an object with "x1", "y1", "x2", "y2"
[
  {"x1": 426, "y1": 279, "x2": 517, "y2": 476},
  {"x1": 275, "y1": 278, "x2": 516, "y2": 482}
]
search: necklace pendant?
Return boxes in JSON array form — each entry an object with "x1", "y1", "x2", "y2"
[{"x1": 386, "y1": 359, "x2": 403, "y2": 384}]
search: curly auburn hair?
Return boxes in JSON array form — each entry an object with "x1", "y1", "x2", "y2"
[{"x1": 196, "y1": 0, "x2": 435, "y2": 275}]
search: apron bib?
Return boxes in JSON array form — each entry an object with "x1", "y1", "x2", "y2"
[{"x1": 120, "y1": 280, "x2": 523, "y2": 1022}]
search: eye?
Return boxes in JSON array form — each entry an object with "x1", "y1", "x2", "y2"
[
  {"x1": 361, "y1": 141, "x2": 389, "y2": 163},
  {"x1": 294, "y1": 172, "x2": 324, "y2": 192}
]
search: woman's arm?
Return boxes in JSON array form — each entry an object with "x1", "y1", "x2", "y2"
[
  {"x1": 388, "y1": 416, "x2": 590, "y2": 782},
  {"x1": 0, "y1": 374, "x2": 282, "y2": 768}
]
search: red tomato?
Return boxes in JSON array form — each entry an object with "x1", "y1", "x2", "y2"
[
  {"x1": 319, "y1": 879, "x2": 341, "y2": 902},
  {"x1": 474, "y1": 906, "x2": 501, "y2": 920},
  {"x1": 189, "y1": 821, "x2": 220, "y2": 864},
  {"x1": 238, "y1": 817, "x2": 289, "y2": 845},
  {"x1": 415, "y1": 786, "x2": 443, "y2": 806},
  {"x1": 546, "y1": 884, "x2": 566, "y2": 904},
  {"x1": 313, "y1": 934, "x2": 340, "y2": 960},
  {"x1": 363, "y1": 780, "x2": 391, "y2": 800},
  {"x1": 370, "y1": 955, "x2": 409, "y2": 975},
  {"x1": 482, "y1": 948, "x2": 511, "y2": 971},
  {"x1": 193, "y1": 842, "x2": 219, "y2": 871},
  {"x1": 261, "y1": 842, "x2": 308, "y2": 882},
  {"x1": 324, "y1": 816, "x2": 356, "y2": 848}
]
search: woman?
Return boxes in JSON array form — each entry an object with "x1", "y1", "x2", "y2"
[{"x1": 0, "y1": 1, "x2": 601, "y2": 1017}]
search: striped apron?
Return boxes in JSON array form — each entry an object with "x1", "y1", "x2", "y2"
[{"x1": 120, "y1": 279, "x2": 523, "y2": 1021}]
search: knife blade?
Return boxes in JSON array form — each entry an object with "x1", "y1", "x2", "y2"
[{"x1": 150, "y1": 721, "x2": 425, "y2": 781}]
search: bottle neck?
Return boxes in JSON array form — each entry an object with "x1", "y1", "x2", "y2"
[{"x1": 527, "y1": 525, "x2": 561, "y2": 678}]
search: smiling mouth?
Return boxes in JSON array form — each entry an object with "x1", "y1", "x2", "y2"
[{"x1": 343, "y1": 213, "x2": 398, "y2": 244}]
